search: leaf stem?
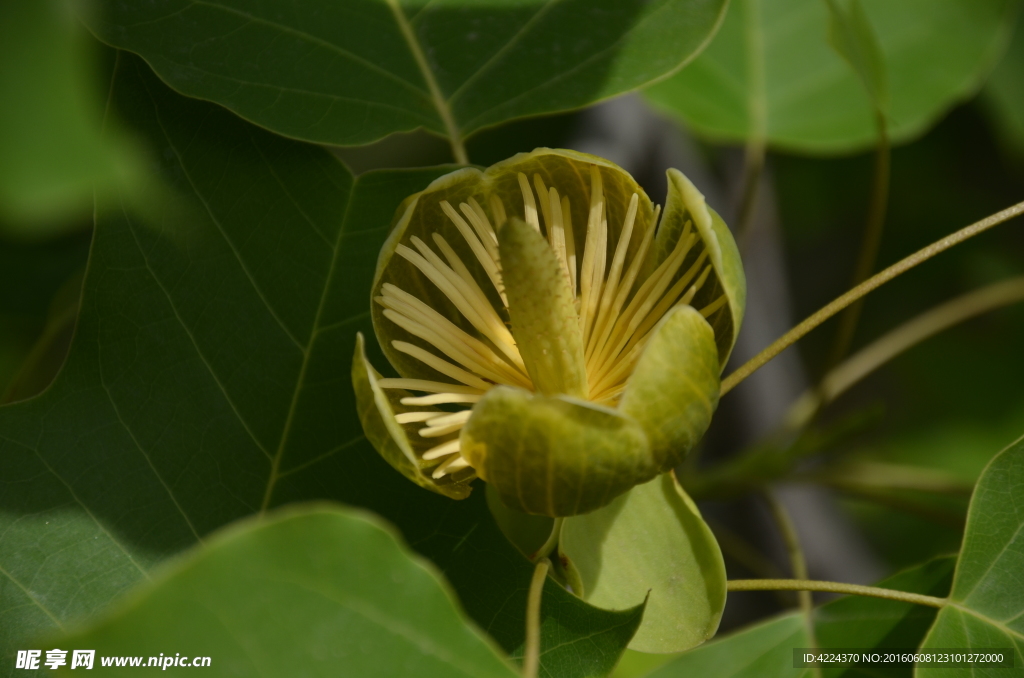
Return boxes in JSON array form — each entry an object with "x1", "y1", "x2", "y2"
[
  {"x1": 727, "y1": 579, "x2": 947, "y2": 608},
  {"x1": 720, "y1": 200, "x2": 1024, "y2": 396},
  {"x1": 523, "y1": 558, "x2": 550, "y2": 678},
  {"x1": 385, "y1": 0, "x2": 469, "y2": 165},
  {"x1": 763, "y1": 492, "x2": 820, "y2": 678},
  {"x1": 784, "y1": 275, "x2": 1024, "y2": 430},
  {"x1": 735, "y1": 138, "x2": 766, "y2": 249}
]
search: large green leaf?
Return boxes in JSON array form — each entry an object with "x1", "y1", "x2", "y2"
[
  {"x1": 645, "y1": 0, "x2": 1017, "y2": 154},
  {"x1": 82, "y1": 0, "x2": 728, "y2": 150},
  {"x1": 0, "y1": 54, "x2": 640, "y2": 678},
  {"x1": 983, "y1": 11, "x2": 1024, "y2": 156},
  {"x1": 647, "y1": 557, "x2": 955, "y2": 678},
  {"x1": 48, "y1": 505, "x2": 517, "y2": 677},
  {"x1": 0, "y1": 0, "x2": 142, "y2": 232},
  {"x1": 918, "y1": 436, "x2": 1024, "y2": 675},
  {"x1": 815, "y1": 556, "x2": 954, "y2": 678}
]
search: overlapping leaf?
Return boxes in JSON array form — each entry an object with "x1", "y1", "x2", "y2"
[
  {"x1": 645, "y1": 0, "x2": 1017, "y2": 154},
  {"x1": 82, "y1": 0, "x2": 727, "y2": 149},
  {"x1": 50, "y1": 506, "x2": 518, "y2": 678},
  {"x1": 647, "y1": 557, "x2": 954, "y2": 678},
  {"x1": 0, "y1": 54, "x2": 640, "y2": 678},
  {"x1": 918, "y1": 436, "x2": 1024, "y2": 675}
]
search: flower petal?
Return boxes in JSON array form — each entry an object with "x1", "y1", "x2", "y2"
[
  {"x1": 461, "y1": 386, "x2": 654, "y2": 516},
  {"x1": 351, "y1": 333, "x2": 472, "y2": 500},
  {"x1": 648, "y1": 169, "x2": 746, "y2": 367},
  {"x1": 618, "y1": 305, "x2": 720, "y2": 471}
]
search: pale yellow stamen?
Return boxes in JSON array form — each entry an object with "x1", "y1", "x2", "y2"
[
  {"x1": 379, "y1": 378, "x2": 482, "y2": 394},
  {"x1": 419, "y1": 422, "x2": 466, "y2": 438},
  {"x1": 382, "y1": 163, "x2": 723, "y2": 476},
  {"x1": 578, "y1": 165, "x2": 607, "y2": 343},
  {"x1": 533, "y1": 175, "x2": 552, "y2": 231},
  {"x1": 701, "y1": 294, "x2": 728, "y2": 318},
  {"x1": 401, "y1": 393, "x2": 482, "y2": 405},
  {"x1": 423, "y1": 439, "x2": 462, "y2": 460},
  {"x1": 438, "y1": 204, "x2": 506, "y2": 304},
  {"x1": 561, "y1": 194, "x2": 577, "y2": 294},
  {"x1": 518, "y1": 173, "x2": 541, "y2": 232},
  {"x1": 392, "y1": 341, "x2": 491, "y2": 390},
  {"x1": 395, "y1": 411, "x2": 438, "y2": 424},
  {"x1": 586, "y1": 193, "x2": 639, "y2": 364},
  {"x1": 432, "y1": 454, "x2": 471, "y2": 478},
  {"x1": 425, "y1": 410, "x2": 472, "y2": 427}
]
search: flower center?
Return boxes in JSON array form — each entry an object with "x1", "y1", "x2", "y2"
[{"x1": 377, "y1": 166, "x2": 725, "y2": 480}]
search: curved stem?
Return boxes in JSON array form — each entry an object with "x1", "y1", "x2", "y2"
[
  {"x1": 763, "y1": 492, "x2": 820, "y2": 677},
  {"x1": 735, "y1": 140, "x2": 766, "y2": 249},
  {"x1": 523, "y1": 558, "x2": 550, "y2": 678},
  {"x1": 784, "y1": 275, "x2": 1024, "y2": 431},
  {"x1": 385, "y1": 0, "x2": 469, "y2": 165},
  {"x1": 825, "y1": 111, "x2": 890, "y2": 370},
  {"x1": 727, "y1": 579, "x2": 947, "y2": 608},
  {"x1": 720, "y1": 200, "x2": 1024, "y2": 396}
]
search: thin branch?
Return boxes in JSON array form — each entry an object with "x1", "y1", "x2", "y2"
[
  {"x1": 523, "y1": 558, "x2": 550, "y2": 678},
  {"x1": 785, "y1": 275, "x2": 1024, "y2": 430},
  {"x1": 763, "y1": 492, "x2": 820, "y2": 678},
  {"x1": 727, "y1": 579, "x2": 947, "y2": 608},
  {"x1": 735, "y1": 139, "x2": 766, "y2": 250},
  {"x1": 825, "y1": 110, "x2": 891, "y2": 370},
  {"x1": 720, "y1": 200, "x2": 1024, "y2": 396}
]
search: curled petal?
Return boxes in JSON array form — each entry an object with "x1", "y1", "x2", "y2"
[
  {"x1": 618, "y1": 305, "x2": 720, "y2": 471},
  {"x1": 351, "y1": 333, "x2": 473, "y2": 500},
  {"x1": 460, "y1": 386, "x2": 654, "y2": 516}
]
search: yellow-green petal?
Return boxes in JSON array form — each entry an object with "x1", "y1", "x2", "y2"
[
  {"x1": 460, "y1": 386, "x2": 654, "y2": 516},
  {"x1": 499, "y1": 216, "x2": 587, "y2": 397},
  {"x1": 618, "y1": 305, "x2": 720, "y2": 471},
  {"x1": 351, "y1": 333, "x2": 472, "y2": 500},
  {"x1": 558, "y1": 473, "x2": 726, "y2": 653},
  {"x1": 649, "y1": 169, "x2": 746, "y2": 368}
]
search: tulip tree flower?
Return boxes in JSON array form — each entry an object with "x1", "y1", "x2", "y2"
[{"x1": 353, "y1": 149, "x2": 744, "y2": 518}]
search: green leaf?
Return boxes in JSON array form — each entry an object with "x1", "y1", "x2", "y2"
[
  {"x1": 49, "y1": 505, "x2": 517, "y2": 678},
  {"x1": 815, "y1": 556, "x2": 954, "y2": 678},
  {"x1": 982, "y1": 12, "x2": 1024, "y2": 157},
  {"x1": 646, "y1": 612, "x2": 811, "y2": 678},
  {"x1": 559, "y1": 473, "x2": 726, "y2": 653},
  {"x1": 0, "y1": 54, "x2": 640, "y2": 678},
  {"x1": 823, "y1": 0, "x2": 888, "y2": 114},
  {"x1": 645, "y1": 0, "x2": 1017, "y2": 154},
  {"x1": 0, "y1": 0, "x2": 143, "y2": 232},
  {"x1": 918, "y1": 435, "x2": 1024, "y2": 674},
  {"x1": 82, "y1": 0, "x2": 728, "y2": 150},
  {"x1": 647, "y1": 557, "x2": 955, "y2": 678}
]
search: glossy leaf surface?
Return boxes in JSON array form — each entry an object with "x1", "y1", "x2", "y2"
[
  {"x1": 646, "y1": 0, "x2": 1016, "y2": 154},
  {"x1": 918, "y1": 436, "x2": 1024, "y2": 674},
  {"x1": 82, "y1": 0, "x2": 728, "y2": 148},
  {"x1": 649, "y1": 557, "x2": 955, "y2": 677},
  {"x1": 51, "y1": 506, "x2": 518, "y2": 678},
  {"x1": 559, "y1": 473, "x2": 726, "y2": 653}
]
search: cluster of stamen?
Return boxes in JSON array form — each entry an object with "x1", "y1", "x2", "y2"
[{"x1": 376, "y1": 167, "x2": 726, "y2": 480}]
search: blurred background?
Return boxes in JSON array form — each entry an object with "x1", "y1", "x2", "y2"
[{"x1": 3, "y1": 0, "x2": 1024, "y2": 648}]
